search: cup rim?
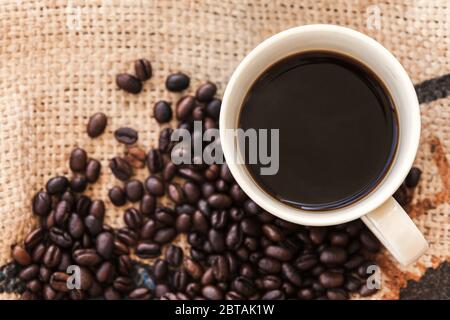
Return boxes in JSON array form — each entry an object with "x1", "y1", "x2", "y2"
[{"x1": 220, "y1": 24, "x2": 420, "y2": 226}]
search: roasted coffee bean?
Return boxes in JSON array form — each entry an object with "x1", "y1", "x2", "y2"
[
  {"x1": 12, "y1": 245, "x2": 32, "y2": 266},
  {"x1": 96, "y1": 232, "x2": 114, "y2": 259},
  {"x1": 166, "y1": 72, "x2": 190, "y2": 92},
  {"x1": 212, "y1": 255, "x2": 229, "y2": 282},
  {"x1": 116, "y1": 73, "x2": 142, "y2": 94},
  {"x1": 140, "y1": 194, "x2": 156, "y2": 216},
  {"x1": 262, "y1": 289, "x2": 285, "y2": 300},
  {"x1": 67, "y1": 213, "x2": 84, "y2": 239},
  {"x1": 211, "y1": 210, "x2": 228, "y2": 229},
  {"x1": 309, "y1": 227, "x2": 327, "y2": 245},
  {"x1": 24, "y1": 228, "x2": 45, "y2": 251},
  {"x1": 359, "y1": 230, "x2": 381, "y2": 252},
  {"x1": 42, "y1": 244, "x2": 62, "y2": 268},
  {"x1": 295, "y1": 254, "x2": 318, "y2": 271},
  {"x1": 46, "y1": 176, "x2": 69, "y2": 195},
  {"x1": 39, "y1": 266, "x2": 52, "y2": 283},
  {"x1": 70, "y1": 175, "x2": 88, "y2": 193},
  {"x1": 87, "y1": 112, "x2": 107, "y2": 138},
  {"x1": 76, "y1": 195, "x2": 92, "y2": 216},
  {"x1": 241, "y1": 218, "x2": 262, "y2": 237},
  {"x1": 226, "y1": 223, "x2": 243, "y2": 250},
  {"x1": 204, "y1": 164, "x2": 220, "y2": 181},
  {"x1": 129, "y1": 287, "x2": 152, "y2": 300},
  {"x1": 134, "y1": 58, "x2": 152, "y2": 81},
  {"x1": 50, "y1": 272, "x2": 70, "y2": 292},
  {"x1": 172, "y1": 269, "x2": 188, "y2": 292},
  {"x1": 261, "y1": 275, "x2": 282, "y2": 290},
  {"x1": 175, "y1": 213, "x2": 191, "y2": 233},
  {"x1": 196, "y1": 82, "x2": 217, "y2": 102},
  {"x1": 108, "y1": 186, "x2": 127, "y2": 206},
  {"x1": 116, "y1": 227, "x2": 137, "y2": 247},
  {"x1": 73, "y1": 249, "x2": 102, "y2": 266},
  {"x1": 319, "y1": 247, "x2": 348, "y2": 266},
  {"x1": 53, "y1": 201, "x2": 70, "y2": 228},
  {"x1": 176, "y1": 95, "x2": 195, "y2": 120},
  {"x1": 155, "y1": 207, "x2": 175, "y2": 225},
  {"x1": 319, "y1": 271, "x2": 344, "y2": 288},
  {"x1": 113, "y1": 276, "x2": 134, "y2": 293},
  {"x1": 208, "y1": 193, "x2": 232, "y2": 209},
  {"x1": 208, "y1": 229, "x2": 225, "y2": 253},
  {"x1": 153, "y1": 259, "x2": 168, "y2": 280},
  {"x1": 258, "y1": 258, "x2": 281, "y2": 274},
  {"x1": 298, "y1": 288, "x2": 315, "y2": 300},
  {"x1": 347, "y1": 240, "x2": 361, "y2": 255},
  {"x1": 168, "y1": 183, "x2": 185, "y2": 204},
  {"x1": 32, "y1": 191, "x2": 52, "y2": 217},
  {"x1": 357, "y1": 261, "x2": 376, "y2": 278},
  {"x1": 329, "y1": 231, "x2": 350, "y2": 247},
  {"x1": 153, "y1": 227, "x2": 177, "y2": 244},
  {"x1": 49, "y1": 227, "x2": 73, "y2": 248},
  {"x1": 159, "y1": 128, "x2": 174, "y2": 154},
  {"x1": 359, "y1": 284, "x2": 378, "y2": 297},
  {"x1": 192, "y1": 106, "x2": 205, "y2": 120},
  {"x1": 104, "y1": 287, "x2": 121, "y2": 300},
  {"x1": 110, "y1": 157, "x2": 133, "y2": 181},
  {"x1": 344, "y1": 275, "x2": 362, "y2": 292},
  {"x1": 145, "y1": 175, "x2": 165, "y2": 196},
  {"x1": 96, "y1": 261, "x2": 114, "y2": 284},
  {"x1": 327, "y1": 289, "x2": 349, "y2": 300},
  {"x1": 265, "y1": 246, "x2": 293, "y2": 262},
  {"x1": 231, "y1": 276, "x2": 256, "y2": 297},
  {"x1": 136, "y1": 242, "x2": 161, "y2": 258},
  {"x1": 124, "y1": 146, "x2": 146, "y2": 169},
  {"x1": 124, "y1": 179, "x2": 144, "y2": 202},
  {"x1": 161, "y1": 162, "x2": 176, "y2": 183},
  {"x1": 405, "y1": 167, "x2": 422, "y2": 188},
  {"x1": 215, "y1": 180, "x2": 229, "y2": 193},
  {"x1": 19, "y1": 264, "x2": 39, "y2": 281},
  {"x1": 57, "y1": 252, "x2": 71, "y2": 271},
  {"x1": 84, "y1": 215, "x2": 102, "y2": 235},
  {"x1": 344, "y1": 254, "x2": 365, "y2": 269},
  {"x1": 205, "y1": 98, "x2": 221, "y2": 120},
  {"x1": 182, "y1": 182, "x2": 200, "y2": 204},
  {"x1": 261, "y1": 224, "x2": 283, "y2": 242},
  {"x1": 243, "y1": 199, "x2": 260, "y2": 214},
  {"x1": 117, "y1": 255, "x2": 133, "y2": 275},
  {"x1": 124, "y1": 208, "x2": 143, "y2": 230},
  {"x1": 154, "y1": 100, "x2": 172, "y2": 123},
  {"x1": 281, "y1": 263, "x2": 302, "y2": 286},
  {"x1": 70, "y1": 148, "x2": 87, "y2": 172},
  {"x1": 177, "y1": 168, "x2": 204, "y2": 183},
  {"x1": 202, "y1": 285, "x2": 223, "y2": 300},
  {"x1": 89, "y1": 200, "x2": 105, "y2": 221},
  {"x1": 140, "y1": 219, "x2": 157, "y2": 240},
  {"x1": 31, "y1": 243, "x2": 46, "y2": 263},
  {"x1": 185, "y1": 258, "x2": 203, "y2": 280},
  {"x1": 114, "y1": 127, "x2": 138, "y2": 145},
  {"x1": 166, "y1": 245, "x2": 183, "y2": 266}
]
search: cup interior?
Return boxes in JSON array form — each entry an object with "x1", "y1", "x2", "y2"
[{"x1": 220, "y1": 24, "x2": 420, "y2": 226}]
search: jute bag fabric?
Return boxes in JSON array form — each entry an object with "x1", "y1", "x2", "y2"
[{"x1": 0, "y1": 0, "x2": 448, "y2": 299}]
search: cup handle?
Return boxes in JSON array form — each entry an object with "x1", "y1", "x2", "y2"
[{"x1": 361, "y1": 197, "x2": 428, "y2": 266}]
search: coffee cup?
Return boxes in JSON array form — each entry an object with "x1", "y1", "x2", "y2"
[{"x1": 220, "y1": 24, "x2": 428, "y2": 266}]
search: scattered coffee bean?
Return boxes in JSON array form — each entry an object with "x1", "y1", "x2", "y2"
[
  {"x1": 176, "y1": 96, "x2": 195, "y2": 121},
  {"x1": 32, "y1": 191, "x2": 51, "y2": 216},
  {"x1": 114, "y1": 127, "x2": 138, "y2": 145},
  {"x1": 125, "y1": 146, "x2": 146, "y2": 169},
  {"x1": 125, "y1": 179, "x2": 144, "y2": 202},
  {"x1": 70, "y1": 148, "x2": 87, "y2": 172},
  {"x1": 87, "y1": 112, "x2": 107, "y2": 138},
  {"x1": 46, "y1": 176, "x2": 69, "y2": 195},
  {"x1": 116, "y1": 73, "x2": 143, "y2": 94},
  {"x1": 166, "y1": 72, "x2": 190, "y2": 92},
  {"x1": 134, "y1": 58, "x2": 152, "y2": 81},
  {"x1": 196, "y1": 82, "x2": 217, "y2": 102},
  {"x1": 85, "y1": 159, "x2": 101, "y2": 183},
  {"x1": 110, "y1": 157, "x2": 133, "y2": 181},
  {"x1": 147, "y1": 149, "x2": 164, "y2": 173},
  {"x1": 405, "y1": 167, "x2": 422, "y2": 188},
  {"x1": 108, "y1": 186, "x2": 127, "y2": 206},
  {"x1": 154, "y1": 101, "x2": 172, "y2": 123}
]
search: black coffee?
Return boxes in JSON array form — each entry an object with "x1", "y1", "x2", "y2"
[{"x1": 239, "y1": 51, "x2": 398, "y2": 210}]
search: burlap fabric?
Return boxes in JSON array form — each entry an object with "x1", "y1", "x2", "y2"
[{"x1": 0, "y1": 0, "x2": 448, "y2": 300}]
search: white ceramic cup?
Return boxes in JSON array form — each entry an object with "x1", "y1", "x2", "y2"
[{"x1": 220, "y1": 24, "x2": 428, "y2": 266}]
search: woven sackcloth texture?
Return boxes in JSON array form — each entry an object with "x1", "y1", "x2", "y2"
[{"x1": 0, "y1": 0, "x2": 448, "y2": 300}]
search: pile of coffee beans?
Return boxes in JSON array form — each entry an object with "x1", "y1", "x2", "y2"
[{"x1": 9, "y1": 58, "x2": 422, "y2": 300}]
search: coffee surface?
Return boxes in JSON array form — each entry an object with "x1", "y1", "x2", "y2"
[{"x1": 239, "y1": 51, "x2": 398, "y2": 210}]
